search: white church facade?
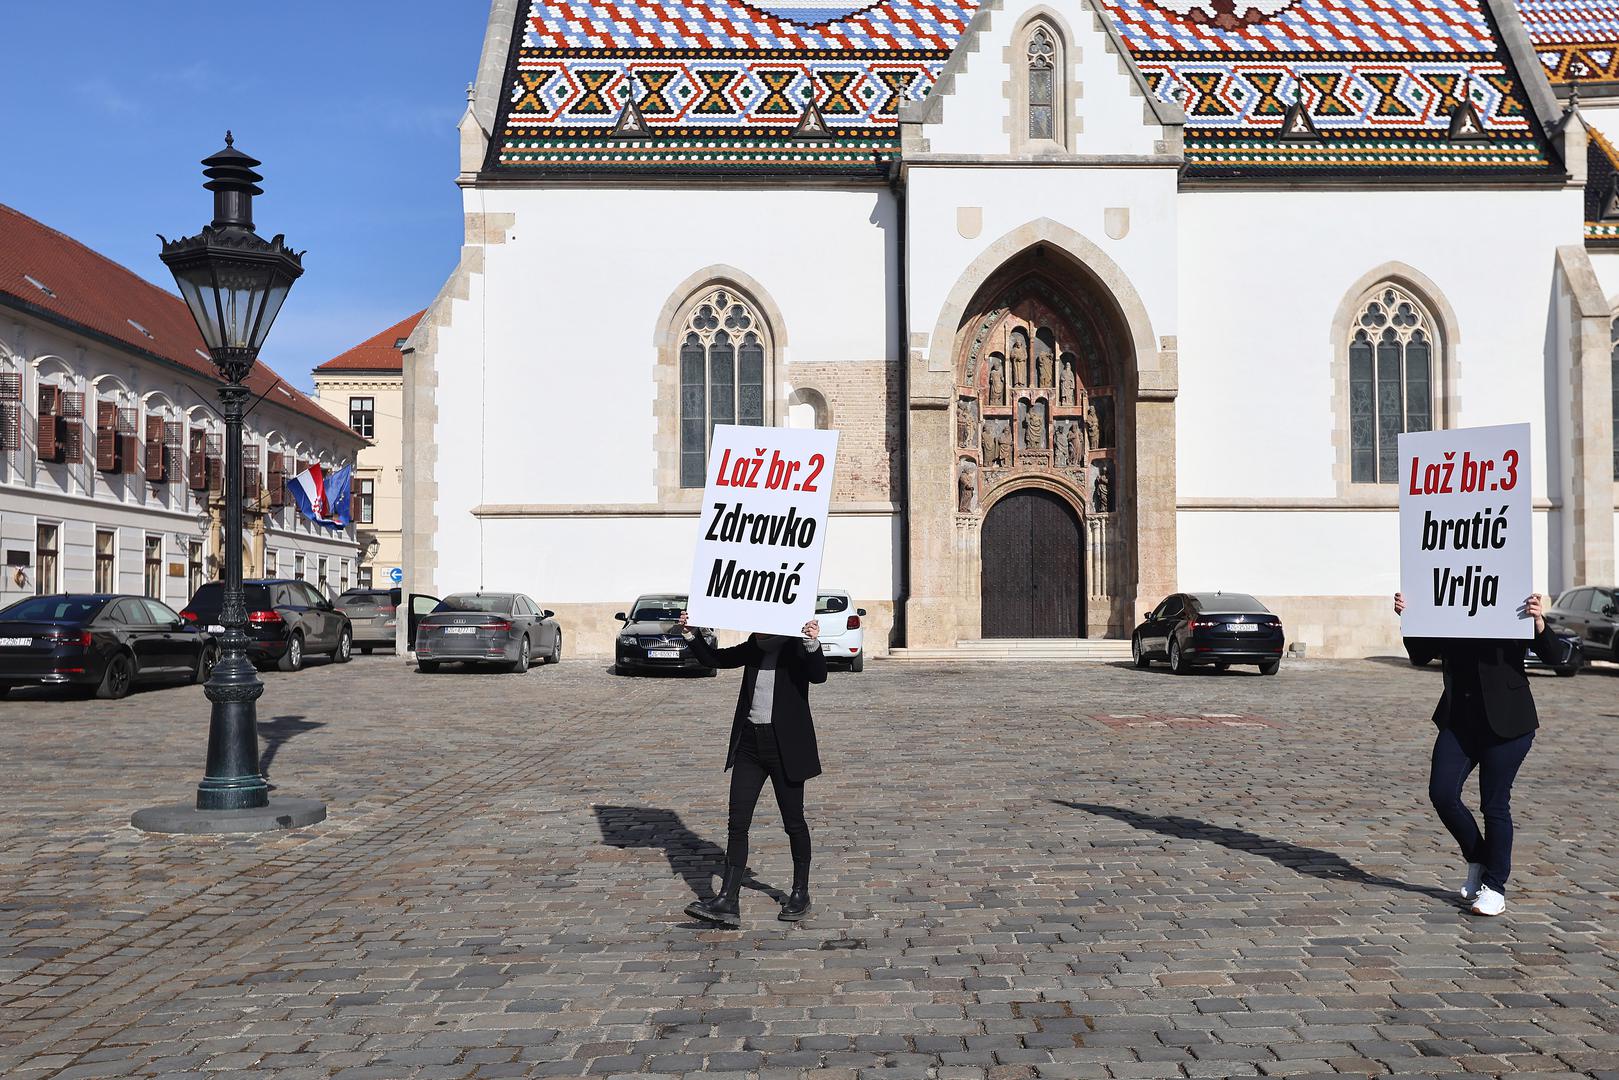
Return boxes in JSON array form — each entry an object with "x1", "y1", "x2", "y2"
[{"x1": 404, "y1": 0, "x2": 1619, "y2": 658}]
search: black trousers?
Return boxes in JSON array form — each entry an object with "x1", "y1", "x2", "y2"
[
  {"x1": 725, "y1": 723, "x2": 811, "y2": 869},
  {"x1": 1428, "y1": 724, "x2": 1534, "y2": 894}
]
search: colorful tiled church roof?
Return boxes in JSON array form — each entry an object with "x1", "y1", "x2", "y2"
[
  {"x1": 1514, "y1": 0, "x2": 1619, "y2": 88},
  {"x1": 486, "y1": 0, "x2": 1558, "y2": 175},
  {"x1": 1587, "y1": 125, "x2": 1619, "y2": 244}
]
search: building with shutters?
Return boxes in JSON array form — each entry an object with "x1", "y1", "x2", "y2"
[
  {"x1": 312, "y1": 312, "x2": 422, "y2": 590},
  {"x1": 404, "y1": 0, "x2": 1619, "y2": 659},
  {"x1": 0, "y1": 204, "x2": 364, "y2": 611}
]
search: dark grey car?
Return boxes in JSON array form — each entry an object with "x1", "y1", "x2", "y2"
[
  {"x1": 415, "y1": 592, "x2": 560, "y2": 674},
  {"x1": 1546, "y1": 585, "x2": 1618, "y2": 661}
]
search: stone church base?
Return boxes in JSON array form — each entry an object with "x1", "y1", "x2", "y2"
[
  {"x1": 1258, "y1": 594, "x2": 1407, "y2": 659},
  {"x1": 534, "y1": 600, "x2": 899, "y2": 660}
]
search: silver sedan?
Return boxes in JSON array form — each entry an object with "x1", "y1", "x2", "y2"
[{"x1": 414, "y1": 592, "x2": 561, "y2": 674}]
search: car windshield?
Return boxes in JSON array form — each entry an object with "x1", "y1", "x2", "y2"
[
  {"x1": 1187, "y1": 592, "x2": 1269, "y2": 614},
  {"x1": 188, "y1": 583, "x2": 272, "y2": 613},
  {"x1": 0, "y1": 596, "x2": 107, "y2": 622},
  {"x1": 340, "y1": 591, "x2": 395, "y2": 605},
  {"x1": 816, "y1": 595, "x2": 849, "y2": 614},
  {"x1": 630, "y1": 598, "x2": 685, "y2": 621},
  {"x1": 435, "y1": 594, "x2": 513, "y2": 614}
]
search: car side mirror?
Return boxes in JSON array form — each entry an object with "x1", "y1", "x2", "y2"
[
  {"x1": 614, "y1": 612, "x2": 627, "y2": 622},
  {"x1": 172, "y1": 619, "x2": 187, "y2": 631},
  {"x1": 857, "y1": 608, "x2": 867, "y2": 617},
  {"x1": 1142, "y1": 612, "x2": 1151, "y2": 623},
  {"x1": 542, "y1": 609, "x2": 555, "y2": 619},
  {"x1": 1605, "y1": 605, "x2": 1616, "y2": 617}
]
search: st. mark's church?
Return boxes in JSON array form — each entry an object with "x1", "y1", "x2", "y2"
[{"x1": 402, "y1": 0, "x2": 1619, "y2": 657}]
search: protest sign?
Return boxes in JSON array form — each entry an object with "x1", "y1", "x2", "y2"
[
  {"x1": 1398, "y1": 423, "x2": 1532, "y2": 639},
  {"x1": 687, "y1": 425, "x2": 840, "y2": 636}
]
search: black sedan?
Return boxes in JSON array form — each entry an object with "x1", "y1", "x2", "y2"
[
  {"x1": 0, "y1": 594, "x2": 219, "y2": 699},
  {"x1": 1132, "y1": 591, "x2": 1284, "y2": 675},
  {"x1": 415, "y1": 592, "x2": 560, "y2": 673},
  {"x1": 614, "y1": 594, "x2": 717, "y2": 676}
]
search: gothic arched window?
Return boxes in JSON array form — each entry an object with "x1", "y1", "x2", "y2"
[
  {"x1": 679, "y1": 287, "x2": 768, "y2": 487},
  {"x1": 1349, "y1": 285, "x2": 1438, "y2": 484},
  {"x1": 1025, "y1": 24, "x2": 1061, "y2": 144}
]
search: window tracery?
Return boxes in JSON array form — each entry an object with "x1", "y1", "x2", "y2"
[
  {"x1": 679, "y1": 287, "x2": 768, "y2": 488},
  {"x1": 1348, "y1": 285, "x2": 1438, "y2": 484},
  {"x1": 1026, "y1": 25, "x2": 1059, "y2": 142}
]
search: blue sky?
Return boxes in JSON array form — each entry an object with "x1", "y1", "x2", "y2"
[{"x1": 1, "y1": 3, "x2": 488, "y2": 391}]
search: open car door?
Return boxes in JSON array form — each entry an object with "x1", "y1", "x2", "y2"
[{"x1": 407, "y1": 594, "x2": 440, "y2": 650}]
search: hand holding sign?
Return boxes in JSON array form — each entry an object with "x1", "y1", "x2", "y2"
[
  {"x1": 1398, "y1": 424, "x2": 1533, "y2": 639},
  {"x1": 688, "y1": 425, "x2": 840, "y2": 637}
]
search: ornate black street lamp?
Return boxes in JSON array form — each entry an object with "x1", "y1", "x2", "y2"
[{"x1": 132, "y1": 135, "x2": 324, "y2": 833}]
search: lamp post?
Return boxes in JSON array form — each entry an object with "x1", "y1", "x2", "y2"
[{"x1": 132, "y1": 134, "x2": 324, "y2": 834}]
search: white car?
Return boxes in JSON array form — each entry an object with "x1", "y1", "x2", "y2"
[{"x1": 816, "y1": 591, "x2": 866, "y2": 672}]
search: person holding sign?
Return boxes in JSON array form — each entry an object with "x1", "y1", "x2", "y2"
[
  {"x1": 1394, "y1": 590, "x2": 1557, "y2": 917},
  {"x1": 676, "y1": 611, "x2": 826, "y2": 928}
]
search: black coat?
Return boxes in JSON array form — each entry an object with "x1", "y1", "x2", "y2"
[
  {"x1": 1404, "y1": 626, "x2": 1558, "y2": 739},
  {"x1": 685, "y1": 634, "x2": 826, "y2": 783}
]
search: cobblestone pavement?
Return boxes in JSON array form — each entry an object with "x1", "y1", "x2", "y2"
[{"x1": 1, "y1": 653, "x2": 1617, "y2": 1080}]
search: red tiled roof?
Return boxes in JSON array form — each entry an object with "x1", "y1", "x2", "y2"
[
  {"x1": 313, "y1": 310, "x2": 423, "y2": 373},
  {"x1": 0, "y1": 202, "x2": 360, "y2": 442}
]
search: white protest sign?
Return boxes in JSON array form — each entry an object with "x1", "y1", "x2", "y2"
[
  {"x1": 687, "y1": 424, "x2": 840, "y2": 636},
  {"x1": 1398, "y1": 423, "x2": 1532, "y2": 639}
]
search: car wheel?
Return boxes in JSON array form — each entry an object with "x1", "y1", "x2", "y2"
[
  {"x1": 851, "y1": 653, "x2": 864, "y2": 673},
  {"x1": 1131, "y1": 635, "x2": 1149, "y2": 668},
  {"x1": 1259, "y1": 659, "x2": 1281, "y2": 676},
  {"x1": 1215, "y1": 662, "x2": 1231, "y2": 672},
  {"x1": 278, "y1": 633, "x2": 305, "y2": 672},
  {"x1": 334, "y1": 628, "x2": 353, "y2": 664},
  {"x1": 703, "y1": 667, "x2": 718, "y2": 678},
  {"x1": 510, "y1": 637, "x2": 531, "y2": 674},
  {"x1": 97, "y1": 653, "x2": 135, "y2": 700},
  {"x1": 547, "y1": 632, "x2": 562, "y2": 664},
  {"x1": 0, "y1": 683, "x2": 12, "y2": 698},
  {"x1": 417, "y1": 660, "x2": 440, "y2": 674},
  {"x1": 613, "y1": 662, "x2": 629, "y2": 676},
  {"x1": 1555, "y1": 664, "x2": 1579, "y2": 677},
  {"x1": 1168, "y1": 639, "x2": 1192, "y2": 675},
  {"x1": 360, "y1": 644, "x2": 374, "y2": 655},
  {"x1": 194, "y1": 645, "x2": 219, "y2": 685}
]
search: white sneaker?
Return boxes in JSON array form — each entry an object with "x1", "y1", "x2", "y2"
[
  {"x1": 1470, "y1": 885, "x2": 1506, "y2": 916},
  {"x1": 1460, "y1": 863, "x2": 1485, "y2": 903}
]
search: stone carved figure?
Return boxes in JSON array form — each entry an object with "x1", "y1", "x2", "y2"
[
  {"x1": 981, "y1": 419, "x2": 995, "y2": 463},
  {"x1": 1027, "y1": 398, "x2": 1047, "y2": 450},
  {"x1": 1068, "y1": 415, "x2": 1086, "y2": 464},
  {"x1": 1085, "y1": 400, "x2": 1101, "y2": 449},
  {"x1": 1010, "y1": 331, "x2": 1029, "y2": 387},
  {"x1": 1093, "y1": 396, "x2": 1114, "y2": 448},
  {"x1": 1085, "y1": 350, "x2": 1108, "y2": 389},
  {"x1": 1092, "y1": 458, "x2": 1112, "y2": 513},
  {"x1": 1059, "y1": 353, "x2": 1076, "y2": 405},
  {"x1": 987, "y1": 354, "x2": 1005, "y2": 405},
  {"x1": 958, "y1": 459, "x2": 978, "y2": 514},
  {"x1": 1053, "y1": 421, "x2": 1070, "y2": 467},
  {"x1": 993, "y1": 420, "x2": 1012, "y2": 467},
  {"x1": 1033, "y1": 331, "x2": 1055, "y2": 387},
  {"x1": 957, "y1": 397, "x2": 979, "y2": 448}
]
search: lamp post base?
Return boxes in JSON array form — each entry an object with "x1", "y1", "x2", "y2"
[{"x1": 130, "y1": 797, "x2": 326, "y2": 835}]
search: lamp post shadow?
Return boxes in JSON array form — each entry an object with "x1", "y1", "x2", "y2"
[
  {"x1": 258, "y1": 715, "x2": 326, "y2": 783},
  {"x1": 592, "y1": 804, "x2": 785, "y2": 903}
]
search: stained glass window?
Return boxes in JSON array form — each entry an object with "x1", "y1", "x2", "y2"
[
  {"x1": 1027, "y1": 26, "x2": 1058, "y2": 142},
  {"x1": 1349, "y1": 286, "x2": 1439, "y2": 484},
  {"x1": 678, "y1": 288, "x2": 769, "y2": 487}
]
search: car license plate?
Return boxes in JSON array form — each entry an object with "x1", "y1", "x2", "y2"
[
  {"x1": 1227, "y1": 623, "x2": 1258, "y2": 633},
  {"x1": 0, "y1": 637, "x2": 30, "y2": 647},
  {"x1": 444, "y1": 626, "x2": 477, "y2": 635},
  {"x1": 649, "y1": 649, "x2": 681, "y2": 659},
  {"x1": 207, "y1": 624, "x2": 225, "y2": 634}
]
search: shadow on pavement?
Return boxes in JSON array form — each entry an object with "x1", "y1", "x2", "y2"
[
  {"x1": 592, "y1": 804, "x2": 784, "y2": 903},
  {"x1": 258, "y1": 715, "x2": 325, "y2": 780},
  {"x1": 1055, "y1": 800, "x2": 1453, "y2": 900}
]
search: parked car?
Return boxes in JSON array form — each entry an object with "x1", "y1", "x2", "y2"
[
  {"x1": 1132, "y1": 591, "x2": 1284, "y2": 675},
  {"x1": 181, "y1": 579, "x2": 352, "y2": 672},
  {"x1": 816, "y1": 591, "x2": 867, "y2": 672},
  {"x1": 1406, "y1": 630, "x2": 1583, "y2": 677},
  {"x1": 0, "y1": 594, "x2": 218, "y2": 699},
  {"x1": 414, "y1": 592, "x2": 560, "y2": 673},
  {"x1": 614, "y1": 594, "x2": 717, "y2": 676},
  {"x1": 1546, "y1": 585, "x2": 1617, "y2": 663},
  {"x1": 336, "y1": 587, "x2": 401, "y2": 653}
]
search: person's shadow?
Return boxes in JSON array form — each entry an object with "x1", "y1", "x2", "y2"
[
  {"x1": 1055, "y1": 801, "x2": 1453, "y2": 900},
  {"x1": 593, "y1": 805, "x2": 785, "y2": 904},
  {"x1": 258, "y1": 715, "x2": 325, "y2": 783}
]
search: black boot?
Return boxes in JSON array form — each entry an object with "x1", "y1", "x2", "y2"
[
  {"x1": 685, "y1": 865, "x2": 744, "y2": 927},
  {"x1": 779, "y1": 860, "x2": 811, "y2": 922}
]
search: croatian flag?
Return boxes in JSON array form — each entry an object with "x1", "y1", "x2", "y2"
[{"x1": 286, "y1": 463, "x2": 354, "y2": 529}]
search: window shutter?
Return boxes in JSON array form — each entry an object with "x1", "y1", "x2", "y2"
[
  {"x1": 61, "y1": 391, "x2": 85, "y2": 464},
  {"x1": 207, "y1": 433, "x2": 224, "y2": 494},
  {"x1": 164, "y1": 422, "x2": 184, "y2": 480},
  {"x1": 0, "y1": 372, "x2": 21, "y2": 452},
  {"x1": 188, "y1": 427, "x2": 209, "y2": 490},
  {"x1": 145, "y1": 415, "x2": 166, "y2": 481},
  {"x1": 242, "y1": 444, "x2": 260, "y2": 502},
  {"x1": 351, "y1": 489, "x2": 363, "y2": 522},
  {"x1": 36, "y1": 386, "x2": 62, "y2": 462},
  {"x1": 268, "y1": 452, "x2": 286, "y2": 507},
  {"x1": 96, "y1": 401, "x2": 119, "y2": 472},
  {"x1": 118, "y1": 408, "x2": 139, "y2": 474}
]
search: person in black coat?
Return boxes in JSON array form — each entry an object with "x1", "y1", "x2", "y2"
[
  {"x1": 676, "y1": 609, "x2": 826, "y2": 927},
  {"x1": 1395, "y1": 591, "x2": 1556, "y2": 917}
]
